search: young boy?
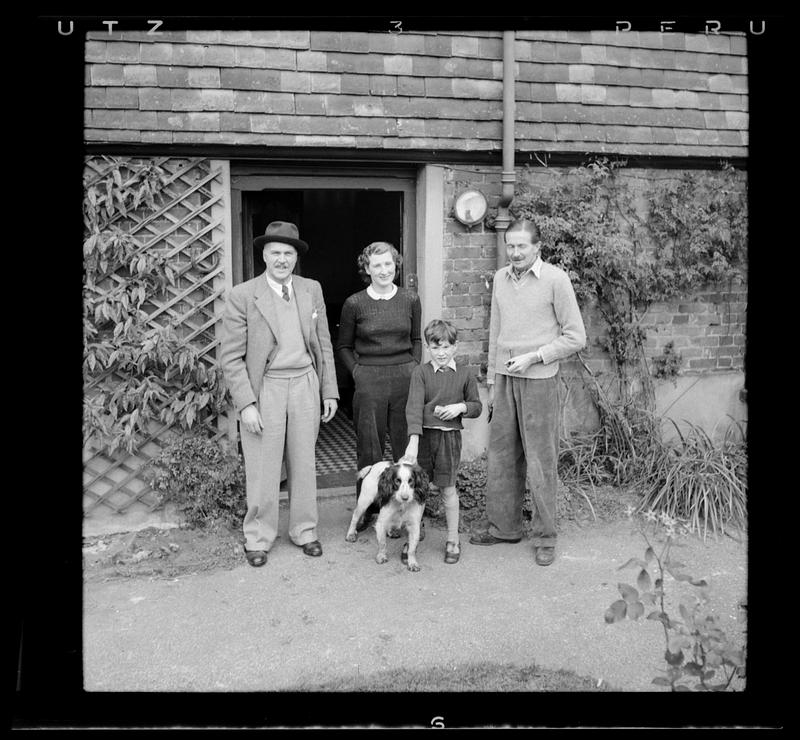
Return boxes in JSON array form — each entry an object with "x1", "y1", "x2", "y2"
[{"x1": 401, "y1": 319, "x2": 482, "y2": 563}]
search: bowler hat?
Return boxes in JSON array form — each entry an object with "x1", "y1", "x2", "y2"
[{"x1": 253, "y1": 221, "x2": 309, "y2": 254}]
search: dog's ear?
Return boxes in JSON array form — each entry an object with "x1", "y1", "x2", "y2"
[
  {"x1": 376, "y1": 464, "x2": 397, "y2": 507},
  {"x1": 412, "y1": 464, "x2": 429, "y2": 502}
]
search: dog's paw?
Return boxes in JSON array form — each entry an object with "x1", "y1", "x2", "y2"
[
  {"x1": 375, "y1": 552, "x2": 388, "y2": 564},
  {"x1": 407, "y1": 561, "x2": 421, "y2": 572},
  {"x1": 345, "y1": 531, "x2": 357, "y2": 542}
]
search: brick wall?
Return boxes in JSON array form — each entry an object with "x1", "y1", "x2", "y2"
[
  {"x1": 84, "y1": 29, "x2": 747, "y2": 158},
  {"x1": 439, "y1": 165, "x2": 747, "y2": 382}
]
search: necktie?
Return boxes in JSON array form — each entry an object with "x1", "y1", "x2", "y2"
[{"x1": 281, "y1": 284, "x2": 290, "y2": 301}]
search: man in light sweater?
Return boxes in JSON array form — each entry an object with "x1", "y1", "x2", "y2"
[
  {"x1": 220, "y1": 222, "x2": 339, "y2": 567},
  {"x1": 470, "y1": 219, "x2": 586, "y2": 566}
]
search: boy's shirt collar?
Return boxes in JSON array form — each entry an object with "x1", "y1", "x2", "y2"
[{"x1": 430, "y1": 359, "x2": 457, "y2": 372}]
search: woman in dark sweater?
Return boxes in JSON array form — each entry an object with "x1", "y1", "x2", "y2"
[{"x1": 336, "y1": 242, "x2": 422, "y2": 473}]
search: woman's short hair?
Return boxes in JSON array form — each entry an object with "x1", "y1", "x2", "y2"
[
  {"x1": 357, "y1": 241, "x2": 403, "y2": 283},
  {"x1": 505, "y1": 218, "x2": 541, "y2": 242}
]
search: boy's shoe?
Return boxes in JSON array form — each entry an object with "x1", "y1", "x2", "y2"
[
  {"x1": 534, "y1": 546, "x2": 555, "y2": 566},
  {"x1": 444, "y1": 541, "x2": 460, "y2": 564}
]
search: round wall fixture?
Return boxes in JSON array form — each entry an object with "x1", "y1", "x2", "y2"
[{"x1": 453, "y1": 189, "x2": 488, "y2": 226}]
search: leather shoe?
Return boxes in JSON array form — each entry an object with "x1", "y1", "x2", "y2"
[
  {"x1": 301, "y1": 540, "x2": 323, "y2": 557},
  {"x1": 245, "y1": 549, "x2": 268, "y2": 567},
  {"x1": 469, "y1": 530, "x2": 521, "y2": 546},
  {"x1": 534, "y1": 546, "x2": 555, "y2": 566}
]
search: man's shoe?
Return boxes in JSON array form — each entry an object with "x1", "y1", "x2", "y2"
[
  {"x1": 301, "y1": 540, "x2": 323, "y2": 557},
  {"x1": 245, "y1": 549, "x2": 268, "y2": 567},
  {"x1": 534, "y1": 546, "x2": 555, "y2": 566},
  {"x1": 469, "y1": 530, "x2": 522, "y2": 546}
]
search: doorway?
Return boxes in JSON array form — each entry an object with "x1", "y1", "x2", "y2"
[{"x1": 230, "y1": 167, "x2": 418, "y2": 487}]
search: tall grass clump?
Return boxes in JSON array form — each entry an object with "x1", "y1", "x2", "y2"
[
  {"x1": 558, "y1": 368, "x2": 747, "y2": 539},
  {"x1": 638, "y1": 419, "x2": 747, "y2": 539}
]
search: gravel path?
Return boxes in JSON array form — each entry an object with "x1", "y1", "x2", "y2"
[{"x1": 83, "y1": 495, "x2": 747, "y2": 693}]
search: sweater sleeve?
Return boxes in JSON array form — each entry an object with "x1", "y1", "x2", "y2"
[
  {"x1": 405, "y1": 364, "x2": 427, "y2": 437},
  {"x1": 537, "y1": 271, "x2": 587, "y2": 365},
  {"x1": 335, "y1": 296, "x2": 358, "y2": 376},
  {"x1": 461, "y1": 369, "x2": 483, "y2": 419},
  {"x1": 486, "y1": 271, "x2": 501, "y2": 385},
  {"x1": 410, "y1": 292, "x2": 422, "y2": 363}
]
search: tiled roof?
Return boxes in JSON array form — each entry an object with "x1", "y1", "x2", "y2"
[{"x1": 84, "y1": 29, "x2": 748, "y2": 158}]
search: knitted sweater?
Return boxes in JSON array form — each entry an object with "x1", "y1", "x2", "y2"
[
  {"x1": 336, "y1": 287, "x2": 422, "y2": 373},
  {"x1": 487, "y1": 262, "x2": 586, "y2": 383},
  {"x1": 405, "y1": 362, "x2": 482, "y2": 437}
]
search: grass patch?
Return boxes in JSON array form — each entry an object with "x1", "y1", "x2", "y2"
[{"x1": 287, "y1": 662, "x2": 612, "y2": 692}]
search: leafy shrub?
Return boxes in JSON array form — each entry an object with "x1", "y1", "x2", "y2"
[
  {"x1": 145, "y1": 433, "x2": 246, "y2": 530},
  {"x1": 652, "y1": 341, "x2": 683, "y2": 383}
]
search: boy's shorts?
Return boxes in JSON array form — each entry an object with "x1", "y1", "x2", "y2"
[{"x1": 418, "y1": 428, "x2": 462, "y2": 488}]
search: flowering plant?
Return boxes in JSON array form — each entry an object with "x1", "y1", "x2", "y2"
[{"x1": 604, "y1": 506, "x2": 746, "y2": 691}]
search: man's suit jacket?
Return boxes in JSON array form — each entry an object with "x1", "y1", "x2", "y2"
[{"x1": 220, "y1": 273, "x2": 339, "y2": 414}]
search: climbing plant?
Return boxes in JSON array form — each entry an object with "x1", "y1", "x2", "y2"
[
  {"x1": 83, "y1": 160, "x2": 228, "y2": 454},
  {"x1": 494, "y1": 158, "x2": 747, "y2": 407}
]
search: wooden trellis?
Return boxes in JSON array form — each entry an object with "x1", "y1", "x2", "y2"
[{"x1": 82, "y1": 156, "x2": 232, "y2": 518}]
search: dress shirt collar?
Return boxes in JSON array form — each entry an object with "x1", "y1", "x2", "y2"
[
  {"x1": 505, "y1": 255, "x2": 543, "y2": 281},
  {"x1": 430, "y1": 359, "x2": 457, "y2": 372},
  {"x1": 265, "y1": 273, "x2": 292, "y2": 298},
  {"x1": 366, "y1": 284, "x2": 398, "y2": 300}
]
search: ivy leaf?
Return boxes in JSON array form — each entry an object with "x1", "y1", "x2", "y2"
[
  {"x1": 627, "y1": 601, "x2": 644, "y2": 621},
  {"x1": 618, "y1": 583, "x2": 639, "y2": 603},
  {"x1": 604, "y1": 599, "x2": 627, "y2": 624},
  {"x1": 644, "y1": 546, "x2": 656, "y2": 564},
  {"x1": 617, "y1": 557, "x2": 647, "y2": 571},
  {"x1": 636, "y1": 568, "x2": 652, "y2": 593},
  {"x1": 647, "y1": 611, "x2": 671, "y2": 628},
  {"x1": 651, "y1": 677, "x2": 672, "y2": 687},
  {"x1": 664, "y1": 649, "x2": 684, "y2": 667},
  {"x1": 683, "y1": 662, "x2": 703, "y2": 677},
  {"x1": 668, "y1": 634, "x2": 691, "y2": 655}
]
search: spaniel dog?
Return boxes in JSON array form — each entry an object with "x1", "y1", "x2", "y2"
[{"x1": 345, "y1": 461, "x2": 429, "y2": 571}]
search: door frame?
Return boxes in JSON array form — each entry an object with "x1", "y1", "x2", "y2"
[{"x1": 230, "y1": 165, "x2": 418, "y2": 288}]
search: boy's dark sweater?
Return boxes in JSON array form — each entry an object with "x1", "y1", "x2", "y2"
[
  {"x1": 405, "y1": 362, "x2": 482, "y2": 437},
  {"x1": 336, "y1": 288, "x2": 422, "y2": 372}
]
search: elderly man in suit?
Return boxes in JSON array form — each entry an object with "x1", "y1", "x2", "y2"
[{"x1": 220, "y1": 221, "x2": 339, "y2": 567}]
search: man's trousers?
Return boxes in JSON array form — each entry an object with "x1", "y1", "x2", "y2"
[
  {"x1": 240, "y1": 369, "x2": 320, "y2": 552},
  {"x1": 485, "y1": 373, "x2": 560, "y2": 547}
]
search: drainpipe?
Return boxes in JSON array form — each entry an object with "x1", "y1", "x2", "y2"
[{"x1": 495, "y1": 30, "x2": 516, "y2": 269}]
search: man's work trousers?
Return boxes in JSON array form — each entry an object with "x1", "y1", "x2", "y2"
[
  {"x1": 240, "y1": 369, "x2": 320, "y2": 552},
  {"x1": 486, "y1": 373, "x2": 560, "y2": 547},
  {"x1": 351, "y1": 360, "x2": 416, "y2": 470}
]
